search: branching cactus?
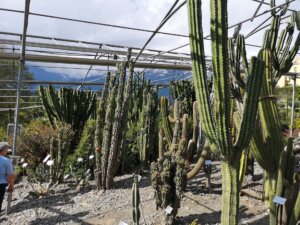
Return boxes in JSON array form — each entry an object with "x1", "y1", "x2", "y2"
[
  {"x1": 39, "y1": 85, "x2": 96, "y2": 148},
  {"x1": 243, "y1": 8, "x2": 300, "y2": 224},
  {"x1": 187, "y1": 0, "x2": 265, "y2": 224}
]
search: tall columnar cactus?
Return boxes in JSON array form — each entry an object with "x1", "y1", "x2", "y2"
[
  {"x1": 94, "y1": 73, "x2": 111, "y2": 189},
  {"x1": 187, "y1": 0, "x2": 265, "y2": 224},
  {"x1": 139, "y1": 87, "x2": 159, "y2": 166},
  {"x1": 161, "y1": 97, "x2": 173, "y2": 147},
  {"x1": 100, "y1": 82, "x2": 117, "y2": 190},
  {"x1": 49, "y1": 123, "x2": 74, "y2": 184},
  {"x1": 132, "y1": 174, "x2": 140, "y2": 225},
  {"x1": 96, "y1": 50, "x2": 135, "y2": 190}
]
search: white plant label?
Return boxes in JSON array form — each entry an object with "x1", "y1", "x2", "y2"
[
  {"x1": 64, "y1": 174, "x2": 70, "y2": 180},
  {"x1": 85, "y1": 169, "x2": 90, "y2": 175},
  {"x1": 138, "y1": 175, "x2": 142, "y2": 182},
  {"x1": 118, "y1": 221, "x2": 128, "y2": 225},
  {"x1": 165, "y1": 205, "x2": 173, "y2": 215},
  {"x1": 22, "y1": 163, "x2": 28, "y2": 168},
  {"x1": 205, "y1": 160, "x2": 212, "y2": 165},
  {"x1": 20, "y1": 158, "x2": 24, "y2": 163},
  {"x1": 43, "y1": 155, "x2": 51, "y2": 163},
  {"x1": 46, "y1": 160, "x2": 54, "y2": 166},
  {"x1": 77, "y1": 157, "x2": 83, "y2": 162},
  {"x1": 89, "y1": 155, "x2": 94, "y2": 160},
  {"x1": 273, "y1": 196, "x2": 287, "y2": 205}
]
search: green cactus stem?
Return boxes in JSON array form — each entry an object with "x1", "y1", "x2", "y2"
[
  {"x1": 132, "y1": 174, "x2": 140, "y2": 225},
  {"x1": 106, "y1": 60, "x2": 134, "y2": 189},
  {"x1": 94, "y1": 73, "x2": 111, "y2": 189},
  {"x1": 161, "y1": 97, "x2": 173, "y2": 147}
]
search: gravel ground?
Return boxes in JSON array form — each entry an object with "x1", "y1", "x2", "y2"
[{"x1": 0, "y1": 162, "x2": 268, "y2": 225}]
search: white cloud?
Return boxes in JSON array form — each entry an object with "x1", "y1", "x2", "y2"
[{"x1": 0, "y1": 0, "x2": 299, "y2": 78}]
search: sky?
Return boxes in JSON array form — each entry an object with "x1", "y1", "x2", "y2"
[{"x1": 0, "y1": 0, "x2": 299, "y2": 80}]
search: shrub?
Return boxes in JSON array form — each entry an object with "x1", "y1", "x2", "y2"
[{"x1": 18, "y1": 120, "x2": 56, "y2": 169}]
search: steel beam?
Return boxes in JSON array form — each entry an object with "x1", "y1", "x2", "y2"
[{"x1": 0, "y1": 52, "x2": 192, "y2": 70}]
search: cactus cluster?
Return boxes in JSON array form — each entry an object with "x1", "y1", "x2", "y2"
[
  {"x1": 94, "y1": 50, "x2": 135, "y2": 190},
  {"x1": 170, "y1": 80, "x2": 196, "y2": 115},
  {"x1": 160, "y1": 97, "x2": 207, "y2": 179},
  {"x1": 39, "y1": 85, "x2": 96, "y2": 143},
  {"x1": 139, "y1": 83, "x2": 159, "y2": 168}
]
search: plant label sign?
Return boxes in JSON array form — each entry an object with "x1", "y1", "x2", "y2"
[
  {"x1": 118, "y1": 221, "x2": 128, "y2": 225},
  {"x1": 85, "y1": 169, "x2": 90, "y2": 175},
  {"x1": 46, "y1": 160, "x2": 54, "y2": 166},
  {"x1": 43, "y1": 155, "x2": 51, "y2": 163},
  {"x1": 273, "y1": 196, "x2": 287, "y2": 205},
  {"x1": 138, "y1": 175, "x2": 142, "y2": 182},
  {"x1": 205, "y1": 160, "x2": 212, "y2": 165},
  {"x1": 64, "y1": 174, "x2": 70, "y2": 180},
  {"x1": 89, "y1": 155, "x2": 94, "y2": 160},
  {"x1": 22, "y1": 163, "x2": 28, "y2": 168},
  {"x1": 165, "y1": 205, "x2": 173, "y2": 215}
]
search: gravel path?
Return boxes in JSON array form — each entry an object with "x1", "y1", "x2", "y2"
[{"x1": 0, "y1": 162, "x2": 268, "y2": 225}]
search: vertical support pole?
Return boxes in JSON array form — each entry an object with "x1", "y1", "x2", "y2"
[
  {"x1": 289, "y1": 76, "x2": 296, "y2": 137},
  {"x1": 12, "y1": 0, "x2": 31, "y2": 156}
]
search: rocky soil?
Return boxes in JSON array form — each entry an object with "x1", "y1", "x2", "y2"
[{"x1": 0, "y1": 162, "x2": 268, "y2": 225}]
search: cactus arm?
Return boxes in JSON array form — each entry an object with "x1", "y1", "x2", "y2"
[
  {"x1": 250, "y1": 128, "x2": 276, "y2": 172},
  {"x1": 161, "y1": 97, "x2": 173, "y2": 146},
  {"x1": 210, "y1": 0, "x2": 232, "y2": 158},
  {"x1": 187, "y1": 0, "x2": 217, "y2": 145},
  {"x1": 258, "y1": 49, "x2": 284, "y2": 165},
  {"x1": 38, "y1": 86, "x2": 55, "y2": 127},
  {"x1": 234, "y1": 55, "x2": 265, "y2": 149},
  {"x1": 239, "y1": 35, "x2": 249, "y2": 78},
  {"x1": 239, "y1": 150, "x2": 247, "y2": 188},
  {"x1": 158, "y1": 128, "x2": 164, "y2": 158},
  {"x1": 187, "y1": 140, "x2": 210, "y2": 179}
]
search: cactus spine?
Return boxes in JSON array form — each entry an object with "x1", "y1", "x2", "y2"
[{"x1": 187, "y1": 0, "x2": 265, "y2": 224}]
